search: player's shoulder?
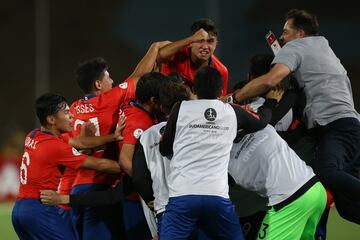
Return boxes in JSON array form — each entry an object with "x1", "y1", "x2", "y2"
[{"x1": 211, "y1": 55, "x2": 228, "y2": 74}]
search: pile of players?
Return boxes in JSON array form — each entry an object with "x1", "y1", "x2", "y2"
[{"x1": 12, "y1": 8, "x2": 360, "y2": 240}]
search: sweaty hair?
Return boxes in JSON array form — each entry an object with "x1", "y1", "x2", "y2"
[
  {"x1": 191, "y1": 18, "x2": 218, "y2": 36},
  {"x1": 75, "y1": 57, "x2": 108, "y2": 94},
  {"x1": 285, "y1": 9, "x2": 319, "y2": 36},
  {"x1": 159, "y1": 81, "x2": 191, "y2": 115},
  {"x1": 233, "y1": 54, "x2": 274, "y2": 92},
  {"x1": 36, "y1": 93, "x2": 68, "y2": 126},
  {"x1": 136, "y1": 72, "x2": 167, "y2": 104},
  {"x1": 249, "y1": 53, "x2": 274, "y2": 79},
  {"x1": 194, "y1": 67, "x2": 223, "y2": 99}
]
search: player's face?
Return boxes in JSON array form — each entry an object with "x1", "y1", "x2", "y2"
[
  {"x1": 279, "y1": 18, "x2": 302, "y2": 45},
  {"x1": 54, "y1": 105, "x2": 73, "y2": 133},
  {"x1": 190, "y1": 33, "x2": 217, "y2": 62},
  {"x1": 100, "y1": 70, "x2": 114, "y2": 93}
]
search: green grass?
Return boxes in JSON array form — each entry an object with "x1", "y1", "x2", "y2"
[
  {"x1": 0, "y1": 202, "x2": 17, "y2": 240},
  {"x1": 1, "y1": 202, "x2": 359, "y2": 239}
]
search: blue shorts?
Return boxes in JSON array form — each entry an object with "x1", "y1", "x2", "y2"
[
  {"x1": 122, "y1": 198, "x2": 152, "y2": 240},
  {"x1": 160, "y1": 195, "x2": 244, "y2": 240},
  {"x1": 12, "y1": 199, "x2": 76, "y2": 240},
  {"x1": 71, "y1": 184, "x2": 124, "y2": 240},
  {"x1": 58, "y1": 207, "x2": 79, "y2": 240}
]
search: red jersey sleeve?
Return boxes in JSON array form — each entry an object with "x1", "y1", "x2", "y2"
[
  {"x1": 54, "y1": 140, "x2": 87, "y2": 170},
  {"x1": 221, "y1": 68, "x2": 229, "y2": 96},
  {"x1": 102, "y1": 77, "x2": 136, "y2": 107}
]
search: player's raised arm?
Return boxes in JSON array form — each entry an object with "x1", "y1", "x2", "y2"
[
  {"x1": 156, "y1": 28, "x2": 208, "y2": 63},
  {"x1": 129, "y1": 41, "x2": 172, "y2": 86}
]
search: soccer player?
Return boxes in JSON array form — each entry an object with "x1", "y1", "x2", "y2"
[
  {"x1": 232, "y1": 9, "x2": 360, "y2": 224},
  {"x1": 117, "y1": 72, "x2": 167, "y2": 239},
  {"x1": 11, "y1": 93, "x2": 122, "y2": 240},
  {"x1": 229, "y1": 123, "x2": 327, "y2": 240},
  {"x1": 40, "y1": 73, "x2": 168, "y2": 240},
  {"x1": 65, "y1": 41, "x2": 169, "y2": 240},
  {"x1": 132, "y1": 77, "x2": 192, "y2": 238},
  {"x1": 159, "y1": 67, "x2": 281, "y2": 239},
  {"x1": 158, "y1": 18, "x2": 229, "y2": 96}
]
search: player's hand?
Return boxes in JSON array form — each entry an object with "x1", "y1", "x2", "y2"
[
  {"x1": 114, "y1": 114, "x2": 126, "y2": 141},
  {"x1": 40, "y1": 190, "x2": 70, "y2": 205},
  {"x1": 191, "y1": 28, "x2": 209, "y2": 43},
  {"x1": 243, "y1": 104, "x2": 254, "y2": 112},
  {"x1": 265, "y1": 88, "x2": 284, "y2": 103},
  {"x1": 80, "y1": 121, "x2": 96, "y2": 137},
  {"x1": 219, "y1": 94, "x2": 233, "y2": 103}
]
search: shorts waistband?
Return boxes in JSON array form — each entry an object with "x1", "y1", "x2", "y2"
[{"x1": 271, "y1": 176, "x2": 319, "y2": 212}]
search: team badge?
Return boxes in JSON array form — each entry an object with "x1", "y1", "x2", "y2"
[
  {"x1": 72, "y1": 147, "x2": 81, "y2": 156},
  {"x1": 119, "y1": 82, "x2": 128, "y2": 89},
  {"x1": 204, "y1": 108, "x2": 217, "y2": 121},
  {"x1": 133, "y1": 128, "x2": 144, "y2": 139}
]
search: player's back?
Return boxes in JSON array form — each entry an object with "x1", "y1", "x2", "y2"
[
  {"x1": 18, "y1": 129, "x2": 85, "y2": 199},
  {"x1": 71, "y1": 79, "x2": 135, "y2": 186}
]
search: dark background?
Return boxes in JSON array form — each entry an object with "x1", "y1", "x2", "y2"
[{"x1": 1, "y1": 0, "x2": 359, "y2": 145}]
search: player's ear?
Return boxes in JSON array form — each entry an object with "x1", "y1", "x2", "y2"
[
  {"x1": 46, "y1": 115, "x2": 56, "y2": 126},
  {"x1": 94, "y1": 79, "x2": 102, "y2": 91},
  {"x1": 297, "y1": 29, "x2": 306, "y2": 38},
  {"x1": 149, "y1": 96, "x2": 158, "y2": 105}
]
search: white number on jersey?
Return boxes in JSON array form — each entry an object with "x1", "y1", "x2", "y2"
[{"x1": 20, "y1": 152, "x2": 30, "y2": 185}]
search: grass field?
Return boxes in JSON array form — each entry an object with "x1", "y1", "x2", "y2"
[{"x1": 1, "y1": 202, "x2": 359, "y2": 239}]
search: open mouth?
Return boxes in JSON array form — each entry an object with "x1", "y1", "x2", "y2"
[{"x1": 200, "y1": 51, "x2": 210, "y2": 57}]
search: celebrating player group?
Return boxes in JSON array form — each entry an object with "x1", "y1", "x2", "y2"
[{"x1": 12, "y1": 8, "x2": 360, "y2": 240}]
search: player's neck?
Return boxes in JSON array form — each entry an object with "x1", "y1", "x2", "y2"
[
  {"x1": 40, "y1": 126, "x2": 60, "y2": 137},
  {"x1": 142, "y1": 103, "x2": 153, "y2": 114}
]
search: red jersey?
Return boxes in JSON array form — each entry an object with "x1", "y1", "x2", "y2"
[
  {"x1": 161, "y1": 46, "x2": 229, "y2": 96},
  {"x1": 118, "y1": 100, "x2": 154, "y2": 149},
  {"x1": 17, "y1": 129, "x2": 87, "y2": 199},
  {"x1": 118, "y1": 100, "x2": 155, "y2": 201},
  {"x1": 61, "y1": 78, "x2": 135, "y2": 193}
]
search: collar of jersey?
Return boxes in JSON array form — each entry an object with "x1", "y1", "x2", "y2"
[
  {"x1": 83, "y1": 94, "x2": 96, "y2": 101},
  {"x1": 32, "y1": 128, "x2": 53, "y2": 137},
  {"x1": 129, "y1": 100, "x2": 154, "y2": 120}
]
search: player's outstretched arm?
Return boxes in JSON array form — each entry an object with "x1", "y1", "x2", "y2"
[
  {"x1": 69, "y1": 115, "x2": 126, "y2": 149},
  {"x1": 233, "y1": 63, "x2": 290, "y2": 104},
  {"x1": 41, "y1": 183, "x2": 124, "y2": 207},
  {"x1": 80, "y1": 156, "x2": 121, "y2": 174},
  {"x1": 129, "y1": 41, "x2": 172, "y2": 87},
  {"x1": 156, "y1": 28, "x2": 209, "y2": 63}
]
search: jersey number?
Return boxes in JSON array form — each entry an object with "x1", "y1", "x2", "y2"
[
  {"x1": 258, "y1": 223, "x2": 269, "y2": 239},
  {"x1": 74, "y1": 117, "x2": 100, "y2": 136},
  {"x1": 20, "y1": 152, "x2": 30, "y2": 185}
]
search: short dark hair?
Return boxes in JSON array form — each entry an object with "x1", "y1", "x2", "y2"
[
  {"x1": 75, "y1": 57, "x2": 108, "y2": 94},
  {"x1": 194, "y1": 67, "x2": 223, "y2": 99},
  {"x1": 286, "y1": 9, "x2": 319, "y2": 36},
  {"x1": 191, "y1": 18, "x2": 218, "y2": 36},
  {"x1": 136, "y1": 72, "x2": 167, "y2": 104},
  {"x1": 160, "y1": 81, "x2": 191, "y2": 115},
  {"x1": 36, "y1": 93, "x2": 68, "y2": 126},
  {"x1": 249, "y1": 53, "x2": 274, "y2": 79}
]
